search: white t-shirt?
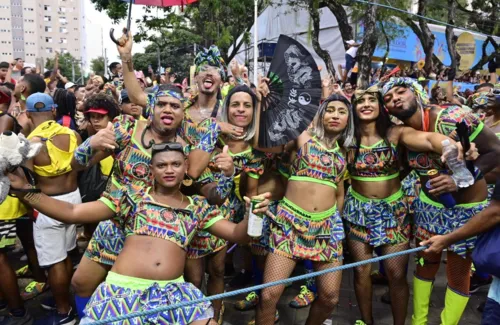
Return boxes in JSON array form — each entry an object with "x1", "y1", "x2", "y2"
[{"x1": 346, "y1": 46, "x2": 358, "y2": 58}]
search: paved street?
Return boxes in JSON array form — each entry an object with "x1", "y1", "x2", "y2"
[{"x1": 5, "y1": 237, "x2": 485, "y2": 325}]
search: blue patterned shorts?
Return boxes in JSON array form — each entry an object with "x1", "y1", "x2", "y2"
[{"x1": 84, "y1": 220, "x2": 125, "y2": 266}]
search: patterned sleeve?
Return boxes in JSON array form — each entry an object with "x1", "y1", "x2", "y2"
[
  {"x1": 437, "y1": 105, "x2": 484, "y2": 142},
  {"x1": 192, "y1": 196, "x2": 226, "y2": 230},
  {"x1": 181, "y1": 118, "x2": 220, "y2": 154},
  {"x1": 244, "y1": 150, "x2": 265, "y2": 179},
  {"x1": 112, "y1": 115, "x2": 136, "y2": 152},
  {"x1": 196, "y1": 166, "x2": 217, "y2": 187},
  {"x1": 98, "y1": 186, "x2": 131, "y2": 228}
]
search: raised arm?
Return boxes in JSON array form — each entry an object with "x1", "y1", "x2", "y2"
[
  {"x1": 117, "y1": 32, "x2": 147, "y2": 108},
  {"x1": 396, "y1": 126, "x2": 452, "y2": 154}
]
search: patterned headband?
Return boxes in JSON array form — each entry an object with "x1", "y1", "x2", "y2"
[
  {"x1": 353, "y1": 84, "x2": 380, "y2": 102},
  {"x1": 146, "y1": 87, "x2": 187, "y2": 119},
  {"x1": 194, "y1": 45, "x2": 227, "y2": 79},
  {"x1": 469, "y1": 92, "x2": 489, "y2": 109},
  {"x1": 381, "y1": 77, "x2": 429, "y2": 106}
]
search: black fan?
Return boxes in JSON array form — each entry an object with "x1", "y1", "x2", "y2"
[{"x1": 258, "y1": 35, "x2": 322, "y2": 148}]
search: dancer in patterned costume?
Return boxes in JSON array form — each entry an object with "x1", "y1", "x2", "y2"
[
  {"x1": 482, "y1": 90, "x2": 500, "y2": 200},
  {"x1": 255, "y1": 94, "x2": 355, "y2": 325},
  {"x1": 344, "y1": 85, "x2": 469, "y2": 325},
  {"x1": 7, "y1": 144, "x2": 272, "y2": 325},
  {"x1": 382, "y1": 77, "x2": 500, "y2": 325},
  {"x1": 70, "y1": 85, "x2": 220, "y2": 319},
  {"x1": 185, "y1": 85, "x2": 267, "y2": 323}
]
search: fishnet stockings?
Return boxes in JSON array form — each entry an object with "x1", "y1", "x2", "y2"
[
  {"x1": 256, "y1": 253, "x2": 297, "y2": 325},
  {"x1": 415, "y1": 241, "x2": 472, "y2": 295},
  {"x1": 347, "y1": 239, "x2": 374, "y2": 324}
]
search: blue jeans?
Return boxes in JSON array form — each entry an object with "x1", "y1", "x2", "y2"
[
  {"x1": 345, "y1": 54, "x2": 355, "y2": 73},
  {"x1": 482, "y1": 298, "x2": 500, "y2": 325}
]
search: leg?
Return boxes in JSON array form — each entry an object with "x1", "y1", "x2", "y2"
[
  {"x1": 0, "y1": 250, "x2": 23, "y2": 311},
  {"x1": 256, "y1": 253, "x2": 297, "y2": 325},
  {"x1": 16, "y1": 217, "x2": 46, "y2": 283},
  {"x1": 304, "y1": 261, "x2": 342, "y2": 325},
  {"x1": 47, "y1": 259, "x2": 72, "y2": 313},
  {"x1": 185, "y1": 257, "x2": 206, "y2": 289},
  {"x1": 206, "y1": 247, "x2": 228, "y2": 322},
  {"x1": 72, "y1": 256, "x2": 110, "y2": 297},
  {"x1": 347, "y1": 238, "x2": 374, "y2": 324},
  {"x1": 380, "y1": 242, "x2": 410, "y2": 325}
]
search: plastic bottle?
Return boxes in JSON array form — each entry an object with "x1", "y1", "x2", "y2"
[
  {"x1": 247, "y1": 199, "x2": 264, "y2": 237},
  {"x1": 441, "y1": 139, "x2": 474, "y2": 188}
]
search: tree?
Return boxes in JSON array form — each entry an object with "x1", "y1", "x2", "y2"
[
  {"x1": 91, "y1": 56, "x2": 106, "y2": 75},
  {"x1": 45, "y1": 52, "x2": 81, "y2": 81},
  {"x1": 455, "y1": 0, "x2": 499, "y2": 36},
  {"x1": 445, "y1": 0, "x2": 460, "y2": 80},
  {"x1": 355, "y1": 0, "x2": 378, "y2": 89}
]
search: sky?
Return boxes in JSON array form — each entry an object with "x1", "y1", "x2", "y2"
[{"x1": 83, "y1": 0, "x2": 161, "y2": 72}]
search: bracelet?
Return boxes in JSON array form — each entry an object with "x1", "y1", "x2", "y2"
[
  {"x1": 215, "y1": 172, "x2": 234, "y2": 199},
  {"x1": 74, "y1": 137, "x2": 95, "y2": 167}
]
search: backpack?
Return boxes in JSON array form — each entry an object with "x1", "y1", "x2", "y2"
[{"x1": 78, "y1": 164, "x2": 112, "y2": 203}]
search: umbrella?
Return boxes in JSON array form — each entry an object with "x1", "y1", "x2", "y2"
[
  {"x1": 110, "y1": 0, "x2": 198, "y2": 45},
  {"x1": 258, "y1": 35, "x2": 322, "y2": 148}
]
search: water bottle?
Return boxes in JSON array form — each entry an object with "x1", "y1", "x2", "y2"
[
  {"x1": 441, "y1": 139, "x2": 474, "y2": 188},
  {"x1": 247, "y1": 199, "x2": 264, "y2": 237}
]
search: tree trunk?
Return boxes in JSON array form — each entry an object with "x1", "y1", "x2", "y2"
[
  {"x1": 380, "y1": 22, "x2": 390, "y2": 77},
  {"x1": 356, "y1": 0, "x2": 378, "y2": 89},
  {"x1": 445, "y1": 0, "x2": 460, "y2": 80},
  {"x1": 416, "y1": 0, "x2": 436, "y2": 75},
  {"x1": 470, "y1": 36, "x2": 499, "y2": 72},
  {"x1": 325, "y1": 0, "x2": 354, "y2": 49},
  {"x1": 309, "y1": 0, "x2": 337, "y2": 78}
]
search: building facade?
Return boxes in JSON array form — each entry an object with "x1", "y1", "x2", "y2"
[{"x1": 0, "y1": 0, "x2": 86, "y2": 68}]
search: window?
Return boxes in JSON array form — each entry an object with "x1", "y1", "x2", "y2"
[
  {"x1": 46, "y1": 37, "x2": 52, "y2": 43},
  {"x1": 60, "y1": 17, "x2": 67, "y2": 24},
  {"x1": 44, "y1": 5, "x2": 51, "y2": 11},
  {"x1": 45, "y1": 26, "x2": 52, "y2": 32},
  {"x1": 59, "y1": 27, "x2": 67, "y2": 33},
  {"x1": 46, "y1": 47, "x2": 53, "y2": 54},
  {"x1": 61, "y1": 48, "x2": 68, "y2": 53},
  {"x1": 60, "y1": 38, "x2": 67, "y2": 44},
  {"x1": 44, "y1": 16, "x2": 51, "y2": 22},
  {"x1": 59, "y1": 7, "x2": 66, "y2": 12}
]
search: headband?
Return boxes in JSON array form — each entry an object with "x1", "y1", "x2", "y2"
[
  {"x1": 353, "y1": 84, "x2": 380, "y2": 102},
  {"x1": 194, "y1": 45, "x2": 227, "y2": 80},
  {"x1": 381, "y1": 77, "x2": 429, "y2": 106},
  {"x1": 469, "y1": 92, "x2": 489, "y2": 109},
  {"x1": 146, "y1": 86, "x2": 187, "y2": 120}
]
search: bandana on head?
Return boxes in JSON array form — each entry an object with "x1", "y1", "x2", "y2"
[
  {"x1": 381, "y1": 77, "x2": 429, "y2": 107},
  {"x1": 194, "y1": 45, "x2": 227, "y2": 80},
  {"x1": 146, "y1": 86, "x2": 187, "y2": 120},
  {"x1": 469, "y1": 92, "x2": 489, "y2": 109},
  {"x1": 353, "y1": 84, "x2": 380, "y2": 103}
]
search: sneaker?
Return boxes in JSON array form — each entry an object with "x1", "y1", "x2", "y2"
[
  {"x1": 470, "y1": 274, "x2": 492, "y2": 293},
  {"x1": 370, "y1": 270, "x2": 388, "y2": 285},
  {"x1": 247, "y1": 310, "x2": 279, "y2": 325},
  {"x1": 40, "y1": 297, "x2": 56, "y2": 311},
  {"x1": 289, "y1": 285, "x2": 316, "y2": 309},
  {"x1": 228, "y1": 270, "x2": 253, "y2": 288},
  {"x1": 35, "y1": 308, "x2": 76, "y2": 325},
  {"x1": 15, "y1": 266, "x2": 32, "y2": 278},
  {"x1": 355, "y1": 321, "x2": 368, "y2": 325},
  {"x1": 21, "y1": 281, "x2": 49, "y2": 301},
  {"x1": 0, "y1": 311, "x2": 33, "y2": 325},
  {"x1": 234, "y1": 292, "x2": 259, "y2": 311}
]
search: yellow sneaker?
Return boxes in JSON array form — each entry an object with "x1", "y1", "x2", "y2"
[
  {"x1": 235, "y1": 292, "x2": 259, "y2": 311},
  {"x1": 21, "y1": 281, "x2": 48, "y2": 301}
]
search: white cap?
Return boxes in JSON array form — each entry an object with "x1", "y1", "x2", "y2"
[
  {"x1": 346, "y1": 40, "x2": 356, "y2": 45},
  {"x1": 441, "y1": 139, "x2": 451, "y2": 146},
  {"x1": 64, "y1": 82, "x2": 76, "y2": 90}
]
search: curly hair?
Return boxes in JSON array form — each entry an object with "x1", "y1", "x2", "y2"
[{"x1": 83, "y1": 93, "x2": 120, "y2": 119}]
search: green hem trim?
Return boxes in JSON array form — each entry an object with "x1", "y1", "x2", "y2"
[
  {"x1": 99, "y1": 196, "x2": 116, "y2": 212},
  {"x1": 203, "y1": 215, "x2": 224, "y2": 229},
  {"x1": 282, "y1": 197, "x2": 337, "y2": 221},
  {"x1": 419, "y1": 190, "x2": 488, "y2": 208},
  {"x1": 351, "y1": 172, "x2": 400, "y2": 182},
  {"x1": 349, "y1": 187, "x2": 404, "y2": 203},
  {"x1": 247, "y1": 172, "x2": 260, "y2": 179},
  {"x1": 289, "y1": 176, "x2": 337, "y2": 189},
  {"x1": 106, "y1": 271, "x2": 184, "y2": 290},
  {"x1": 469, "y1": 122, "x2": 484, "y2": 142}
]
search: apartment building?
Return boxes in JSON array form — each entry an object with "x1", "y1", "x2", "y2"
[{"x1": 0, "y1": 0, "x2": 86, "y2": 68}]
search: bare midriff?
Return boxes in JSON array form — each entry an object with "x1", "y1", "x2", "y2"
[
  {"x1": 285, "y1": 180, "x2": 337, "y2": 213},
  {"x1": 351, "y1": 177, "x2": 402, "y2": 199}
]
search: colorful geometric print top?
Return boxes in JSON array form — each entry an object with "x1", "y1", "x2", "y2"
[
  {"x1": 407, "y1": 105, "x2": 484, "y2": 175},
  {"x1": 99, "y1": 184, "x2": 225, "y2": 250},
  {"x1": 347, "y1": 139, "x2": 399, "y2": 181},
  {"x1": 289, "y1": 136, "x2": 346, "y2": 188}
]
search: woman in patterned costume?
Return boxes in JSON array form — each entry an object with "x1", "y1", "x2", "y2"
[
  {"x1": 70, "y1": 85, "x2": 221, "y2": 319},
  {"x1": 8, "y1": 143, "x2": 272, "y2": 325},
  {"x1": 185, "y1": 84, "x2": 267, "y2": 323},
  {"x1": 382, "y1": 77, "x2": 499, "y2": 325},
  {"x1": 344, "y1": 85, "x2": 468, "y2": 325},
  {"x1": 255, "y1": 94, "x2": 354, "y2": 325}
]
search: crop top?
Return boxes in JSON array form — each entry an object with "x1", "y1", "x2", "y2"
[
  {"x1": 27, "y1": 120, "x2": 77, "y2": 177},
  {"x1": 99, "y1": 185, "x2": 225, "y2": 250},
  {"x1": 289, "y1": 136, "x2": 346, "y2": 188},
  {"x1": 347, "y1": 140, "x2": 399, "y2": 181},
  {"x1": 407, "y1": 105, "x2": 484, "y2": 175}
]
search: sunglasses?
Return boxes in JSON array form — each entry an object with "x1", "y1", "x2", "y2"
[{"x1": 151, "y1": 142, "x2": 184, "y2": 156}]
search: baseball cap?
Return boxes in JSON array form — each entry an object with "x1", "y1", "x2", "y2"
[
  {"x1": 120, "y1": 89, "x2": 130, "y2": 103},
  {"x1": 64, "y1": 82, "x2": 76, "y2": 90},
  {"x1": 346, "y1": 40, "x2": 356, "y2": 45},
  {"x1": 85, "y1": 107, "x2": 109, "y2": 115},
  {"x1": 26, "y1": 93, "x2": 57, "y2": 112}
]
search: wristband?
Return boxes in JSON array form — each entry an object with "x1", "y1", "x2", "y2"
[{"x1": 74, "y1": 137, "x2": 95, "y2": 167}]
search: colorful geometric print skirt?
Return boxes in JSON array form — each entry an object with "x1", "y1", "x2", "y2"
[
  {"x1": 250, "y1": 200, "x2": 280, "y2": 256},
  {"x1": 413, "y1": 190, "x2": 488, "y2": 258},
  {"x1": 342, "y1": 187, "x2": 410, "y2": 247},
  {"x1": 84, "y1": 220, "x2": 125, "y2": 266},
  {"x1": 80, "y1": 272, "x2": 213, "y2": 325},
  {"x1": 186, "y1": 231, "x2": 228, "y2": 259},
  {"x1": 267, "y1": 197, "x2": 344, "y2": 262}
]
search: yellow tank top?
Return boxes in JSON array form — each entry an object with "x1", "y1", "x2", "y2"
[
  {"x1": 27, "y1": 120, "x2": 77, "y2": 177},
  {"x1": 99, "y1": 156, "x2": 114, "y2": 176},
  {"x1": 0, "y1": 196, "x2": 28, "y2": 220}
]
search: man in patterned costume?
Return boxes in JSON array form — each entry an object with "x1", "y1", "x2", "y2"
[{"x1": 381, "y1": 77, "x2": 500, "y2": 325}]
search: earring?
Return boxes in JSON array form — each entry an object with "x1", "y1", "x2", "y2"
[{"x1": 182, "y1": 173, "x2": 193, "y2": 187}]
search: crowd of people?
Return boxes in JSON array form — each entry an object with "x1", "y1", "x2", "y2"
[{"x1": 0, "y1": 29, "x2": 499, "y2": 325}]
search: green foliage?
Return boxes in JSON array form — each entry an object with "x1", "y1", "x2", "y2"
[
  {"x1": 90, "y1": 0, "x2": 128, "y2": 23},
  {"x1": 45, "y1": 52, "x2": 81, "y2": 81},
  {"x1": 90, "y1": 56, "x2": 106, "y2": 75}
]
